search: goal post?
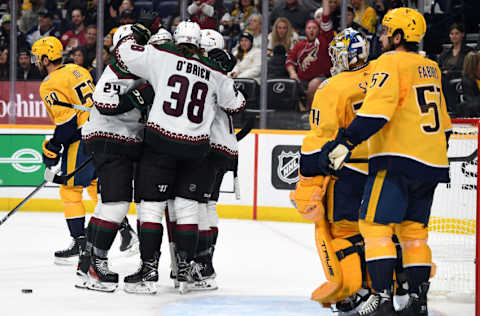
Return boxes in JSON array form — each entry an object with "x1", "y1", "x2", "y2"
[{"x1": 428, "y1": 118, "x2": 479, "y2": 314}]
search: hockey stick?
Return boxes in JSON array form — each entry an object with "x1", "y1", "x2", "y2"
[
  {"x1": 236, "y1": 118, "x2": 254, "y2": 141},
  {"x1": 164, "y1": 204, "x2": 179, "y2": 288},
  {"x1": 53, "y1": 100, "x2": 92, "y2": 112},
  {"x1": 0, "y1": 156, "x2": 93, "y2": 227},
  {"x1": 347, "y1": 149, "x2": 478, "y2": 164}
]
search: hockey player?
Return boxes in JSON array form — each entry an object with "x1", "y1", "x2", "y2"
[
  {"x1": 32, "y1": 36, "x2": 97, "y2": 265},
  {"x1": 316, "y1": 8, "x2": 452, "y2": 315},
  {"x1": 79, "y1": 24, "x2": 154, "y2": 292},
  {"x1": 292, "y1": 28, "x2": 372, "y2": 315},
  {"x1": 148, "y1": 28, "x2": 172, "y2": 45},
  {"x1": 184, "y1": 29, "x2": 239, "y2": 291},
  {"x1": 114, "y1": 21, "x2": 246, "y2": 294}
]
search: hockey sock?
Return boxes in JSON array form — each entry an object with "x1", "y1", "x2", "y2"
[
  {"x1": 210, "y1": 226, "x2": 218, "y2": 246},
  {"x1": 139, "y1": 222, "x2": 163, "y2": 261},
  {"x1": 197, "y1": 230, "x2": 211, "y2": 259},
  {"x1": 405, "y1": 266, "x2": 431, "y2": 294},
  {"x1": 85, "y1": 219, "x2": 95, "y2": 254},
  {"x1": 67, "y1": 216, "x2": 86, "y2": 238},
  {"x1": 367, "y1": 258, "x2": 396, "y2": 292},
  {"x1": 136, "y1": 219, "x2": 142, "y2": 254},
  {"x1": 176, "y1": 224, "x2": 199, "y2": 262},
  {"x1": 90, "y1": 217, "x2": 119, "y2": 257}
]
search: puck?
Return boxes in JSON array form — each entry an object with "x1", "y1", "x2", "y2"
[{"x1": 21, "y1": 289, "x2": 33, "y2": 293}]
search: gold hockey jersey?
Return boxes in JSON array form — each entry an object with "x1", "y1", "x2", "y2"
[
  {"x1": 357, "y1": 51, "x2": 451, "y2": 181},
  {"x1": 39, "y1": 63, "x2": 94, "y2": 127},
  {"x1": 301, "y1": 62, "x2": 375, "y2": 175}
]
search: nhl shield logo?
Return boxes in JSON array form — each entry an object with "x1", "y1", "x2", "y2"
[{"x1": 277, "y1": 151, "x2": 300, "y2": 185}]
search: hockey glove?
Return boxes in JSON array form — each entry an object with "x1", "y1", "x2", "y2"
[
  {"x1": 42, "y1": 139, "x2": 62, "y2": 167},
  {"x1": 208, "y1": 48, "x2": 237, "y2": 73},
  {"x1": 318, "y1": 128, "x2": 355, "y2": 174},
  {"x1": 132, "y1": 23, "x2": 152, "y2": 45},
  {"x1": 44, "y1": 167, "x2": 56, "y2": 182},
  {"x1": 128, "y1": 83, "x2": 155, "y2": 114}
]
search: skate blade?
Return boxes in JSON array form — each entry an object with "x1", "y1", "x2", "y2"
[
  {"x1": 54, "y1": 256, "x2": 78, "y2": 266},
  {"x1": 74, "y1": 272, "x2": 90, "y2": 289},
  {"x1": 124, "y1": 281, "x2": 158, "y2": 294},
  {"x1": 87, "y1": 277, "x2": 118, "y2": 293},
  {"x1": 173, "y1": 279, "x2": 179, "y2": 288},
  {"x1": 178, "y1": 281, "x2": 190, "y2": 294},
  {"x1": 191, "y1": 278, "x2": 218, "y2": 291}
]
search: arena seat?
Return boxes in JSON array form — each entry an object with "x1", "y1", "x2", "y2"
[
  {"x1": 233, "y1": 78, "x2": 259, "y2": 110},
  {"x1": 267, "y1": 78, "x2": 299, "y2": 111}
]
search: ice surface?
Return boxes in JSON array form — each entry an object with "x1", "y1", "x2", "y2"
[{"x1": 0, "y1": 212, "x2": 475, "y2": 316}]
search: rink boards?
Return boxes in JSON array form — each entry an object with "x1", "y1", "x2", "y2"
[{"x1": 0, "y1": 125, "x2": 476, "y2": 225}]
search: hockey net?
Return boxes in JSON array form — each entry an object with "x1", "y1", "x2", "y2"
[{"x1": 428, "y1": 118, "x2": 479, "y2": 304}]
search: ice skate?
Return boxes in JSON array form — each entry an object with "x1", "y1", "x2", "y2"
[
  {"x1": 397, "y1": 282, "x2": 429, "y2": 316},
  {"x1": 124, "y1": 258, "x2": 159, "y2": 294},
  {"x1": 334, "y1": 287, "x2": 370, "y2": 316},
  {"x1": 119, "y1": 221, "x2": 139, "y2": 256},
  {"x1": 170, "y1": 270, "x2": 180, "y2": 288},
  {"x1": 354, "y1": 290, "x2": 396, "y2": 316},
  {"x1": 54, "y1": 236, "x2": 85, "y2": 265},
  {"x1": 74, "y1": 250, "x2": 90, "y2": 289},
  {"x1": 87, "y1": 255, "x2": 119, "y2": 292},
  {"x1": 176, "y1": 257, "x2": 192, "y2": 294},
  {"x1": 190, "y1": 256, "x2": 217, "y2": 291}
]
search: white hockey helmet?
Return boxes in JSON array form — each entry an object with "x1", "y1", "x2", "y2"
[
  {"x1": 200, "y1": 29, "x2": 225, "y2": 52},
  {"x1": 113, "y1": 24, "x2": 133, "y2": 47},
  {"x1": 148, "y1": 28, "x2": 173, "y2": 45},
  {"x1": 173, "y1": 21, "x2": 201, "y2": 47}
]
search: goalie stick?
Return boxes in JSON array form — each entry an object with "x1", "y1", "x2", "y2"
[
  {"x1": 0, "y1": 157, "x2": 93, "y2": 227},
  {"x1": 347, "y1": 149, "x2": 478, "y2": 164}
]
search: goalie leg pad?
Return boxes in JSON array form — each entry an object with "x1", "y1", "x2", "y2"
[
  {"x1": 397, "y1": 220, "x2": 432, "y2": 268},
  {"x1": 359, "y1": 220, "x2": 396, "y2": 262},
  {"x1": 60, "y1": 185, "x2": 86, "y2": 218},
  {"x1": 207, "y1": 200, "x2": 219, "y2": 227},
  {"x1": 312, "y1": 227, "x2": 364, "y2": 304},
  {"x1": 330, "y1": 220, "x2": 359, "y2": 239},
  {"x1": 174, "y1": 197, "x2": 199, "y2": 225},
  {"x1": 97, "y1": 201, "x2": 130, "y2": 224},
  {"x1": 292, "y1": 175, "x2": 329, "y2": 222},
  {"x1": 138, "y1": 201, "x2": 165, "y2": 224}
]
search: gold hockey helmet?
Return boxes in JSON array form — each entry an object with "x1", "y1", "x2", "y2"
[
  {"x1": 382, "y1": 7, "x2": 426, "y2": 43},
  {"x1": 31, "y1": 36, "x2": 63, "y2": 63}
]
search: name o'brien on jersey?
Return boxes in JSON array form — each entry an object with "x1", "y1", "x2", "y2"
[{"x1": 176, "y1": 60, "x2": 211, "y2": 81}]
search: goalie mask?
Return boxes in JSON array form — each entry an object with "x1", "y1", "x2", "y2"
[
  {"x1": 113, "y1": 24, "x2": 133, "y2": 47},
  {"x1": 174, "y1": 21, "x2": 201, "y2": 48},
  {"x1": 328, "y1": 28, "x2": 369, "y2": 76},
  {"x1": 200, "y1": 29, "x2": 225, "y2": 52}
]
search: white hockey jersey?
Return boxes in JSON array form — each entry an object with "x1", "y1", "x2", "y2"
[
  {"x1": 82, "y1": 62, "x2": 145, "y2": 158},
  {"x1": 210, "y1": 110, "x2": 238, "y2": 165},
  {"x1": 114, "y1": 38, "x2": 246, "y2": 160}
]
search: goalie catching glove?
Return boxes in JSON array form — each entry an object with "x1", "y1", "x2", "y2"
[{"x1": 208, "y1": 48, "x2": 237, "y2": 73}]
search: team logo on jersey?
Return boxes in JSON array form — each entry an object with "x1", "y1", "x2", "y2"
[{"x1": 271, "y1": 145, "x2": 301, "y2": 190}]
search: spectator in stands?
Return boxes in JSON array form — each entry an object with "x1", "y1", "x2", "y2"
[
  {"x1": 246, "y1": 13, "x2": 262, "y2": 49},
  {"x1": 268, "y1": 17, "x2": 298, "y2": 53},
  {"x1": 285, "y1": 17, "x2": 333, "y2": 111},
  {"x1": 351, "y1": 0, "x2": 377, "y2": 34},
  {"x1": 268, "y1": 45, "x2": 289, "y2": 79},
  {"x1": 79, "y1": 24, "x2": 97, "y2": 68},
  {"x1": 0, "y1": 47, "x2": 8, "y2": 80},
  {"x1": 19, "y1": 0, "x2": 44, "y2": 34},
  {"x1": 230, "y1": 0, "x2": 258, "y2": 33},
  {"x1": 25, "y1": 9, "x2": 61, "y2": 47},
  {"x1": 0, "y1": 14, "x2": 28, "y2": 51},
  {"x1": 17, "y1": 47, "x2": 42, "y2": 80},
  {"x1": 90, "y1": 46, "x2": 112, "y2": 84},
  {"x1": 118, "y1": 0, "x2": 135, "y2": 16},
  {"x1": 439, "y1": 23, "x2": 473, "y2": 80},
  {"x1": 458, "y1": 52, "x2": 480, "y2": 117},
  {"x1": 187, "y1": 0, "x2": 217, "y2": 30},
  {"x1": 269, "y1": 0, "x2": 310, "y2": 35},
  {"x1": 71, "y1": 47, "x2": 90, "y2": 69},
  {"x1": 118, "y1": 9, "x2": 136, "y2": 25},
  {"x1": 104, "y1": 27, "x2": 118, "y2": 53},
  {"x1": 230, "y1": 32, "x2": 261, "y2": 83},
  {"x1": 438, "y1": 23, "x2": 474, "y2": 111},
  {"x1": 60, "y1": 8, "x2": 86, "y2": 52}
]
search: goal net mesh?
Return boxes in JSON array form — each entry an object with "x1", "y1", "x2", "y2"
[{"x1": 428, "y1": 121, "x2": 478, "y2": 301}]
